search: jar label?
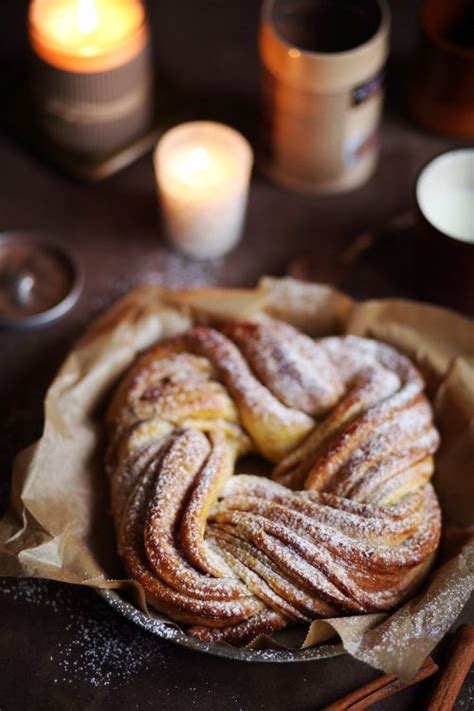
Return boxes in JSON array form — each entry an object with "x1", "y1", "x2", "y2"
[{"x1": 352, "y1": 70, "x2": 385, "y2": 106}]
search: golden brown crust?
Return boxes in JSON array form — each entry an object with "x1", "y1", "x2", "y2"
[{"x1": 106, "y1": 319, "x2": 442, "y2": 643}]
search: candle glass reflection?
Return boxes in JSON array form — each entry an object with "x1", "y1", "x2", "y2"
[
  {"x1": 28, "y1": 0, "x2": 154, "y2": 155},
  {"x1": 154, "y1": 122, "x2": 254, "y2": 259}
]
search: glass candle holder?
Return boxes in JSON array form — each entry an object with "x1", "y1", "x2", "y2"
[
  {"x1": 411, "y1": 0, "x2": 474, "y2": 139},
  {"x1": 28, "y1": 0, "x2": 154, "y2": 155}
]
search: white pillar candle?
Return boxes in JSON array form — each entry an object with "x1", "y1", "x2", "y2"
[{"x1": 154, "y1": 121, "x2": 254, "y2": 259}]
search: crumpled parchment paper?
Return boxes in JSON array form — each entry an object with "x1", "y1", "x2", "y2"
[{"x1": 1, "y1": 277, "x2": 473, "y2": 680}]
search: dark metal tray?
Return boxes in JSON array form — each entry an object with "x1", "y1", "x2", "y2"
[{"x1": 100, "y1": 589, "x2": 344, "y2": 663}]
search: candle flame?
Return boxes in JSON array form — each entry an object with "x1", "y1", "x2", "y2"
[
  {"x1": 76, "y1": 0, "x2": 99, "y2": 35},
  {"x1": 189, "y1": 146, "x2": 211, "y2": 172}
]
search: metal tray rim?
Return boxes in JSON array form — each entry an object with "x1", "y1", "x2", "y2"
[{"x1": 99, "y1": 588, "x2": 345, "y2": 663}]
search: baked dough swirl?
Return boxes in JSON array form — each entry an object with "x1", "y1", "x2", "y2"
[{"x1": 106, "y1": 319, "x2": 441, "y2": 645}]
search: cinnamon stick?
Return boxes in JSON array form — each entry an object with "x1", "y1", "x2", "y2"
[
  {"x1": 425, "y1": 625, "x2": 474, "y2": 711},
  {"x1": 322, "y1": 656, "x2": 438, "y2": 711}
]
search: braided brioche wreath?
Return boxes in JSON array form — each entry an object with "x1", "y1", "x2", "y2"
[{"x1": 106, "y1": 311, "x2": 441, "y2": 646}]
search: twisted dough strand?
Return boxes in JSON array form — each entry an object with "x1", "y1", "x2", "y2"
[{"x1": 107, "y1": 320, "x2": 441, "y2": 644}]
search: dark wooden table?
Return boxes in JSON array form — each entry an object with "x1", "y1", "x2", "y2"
[{"x1": 1, "y1": 1, "x2": 472, "y2": 709}]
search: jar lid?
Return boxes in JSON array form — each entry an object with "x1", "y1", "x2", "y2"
[{"x1": 0, "y1": 232, "x2": 83, "y2": 329}]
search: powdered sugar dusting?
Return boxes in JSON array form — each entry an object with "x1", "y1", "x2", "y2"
[
  {"x1": 80, "y1": 248, "x2": 223, "y2": 328},
  {"x1": 341, "y1": 541, "x2": 474, "y2": 679},
  {"x1": 0, "y1": 578, "x2": 167, "y2": 688}
]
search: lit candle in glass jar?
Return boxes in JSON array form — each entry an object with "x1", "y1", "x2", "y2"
[
  {"x1": 29, "y1": 0, "x2": 146, "y2": 71},
  {"x1": 154, "y1": 122, "x2": 254, "y2": 259},
  {"x1": 28, "y1": 0, "x2": 153, "y2": 155}
]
